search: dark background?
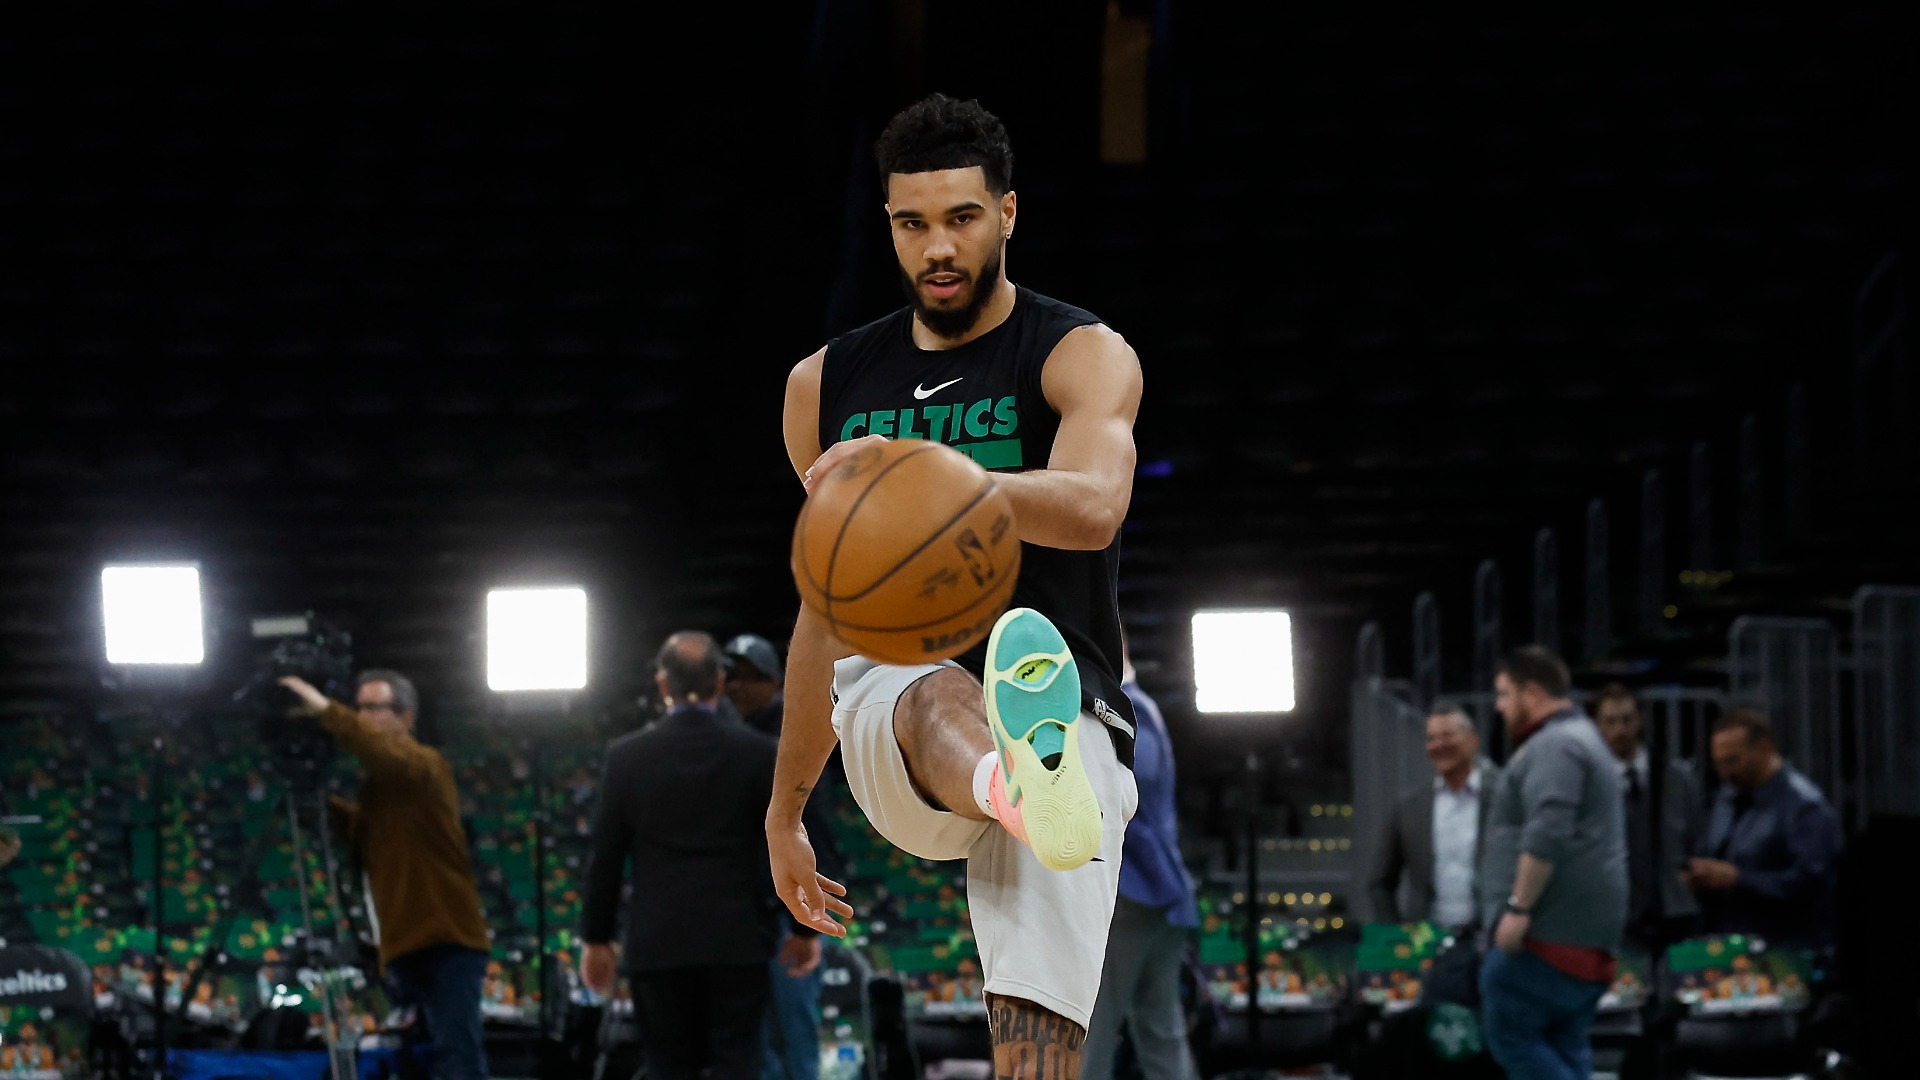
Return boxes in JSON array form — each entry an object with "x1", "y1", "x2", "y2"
[{"x1": 1, "y1": 4, "x2": 1913, "y2": 800}]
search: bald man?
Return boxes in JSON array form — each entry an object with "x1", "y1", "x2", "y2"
[{"x1": 1368, "y1": 707, "x2": 1501, "y2": 930}]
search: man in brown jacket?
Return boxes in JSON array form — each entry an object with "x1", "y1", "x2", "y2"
[{"x1": 282, "y1": 669, "x2": 493, "y2": 1080}]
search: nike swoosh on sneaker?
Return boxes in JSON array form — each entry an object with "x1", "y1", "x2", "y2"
[{"x1": 913, "y1": 378, "x2": 963, "y2": 400}]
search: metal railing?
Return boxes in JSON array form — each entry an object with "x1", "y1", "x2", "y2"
[
  {"x1": 1852, "y1": 585, "x2": 1920, "y2": 819},
  {"x1": 1727, "y1": 615, "x2": 1846, "y2": 816},
  {"x1": 1638, "y1": 684, "x2": 1729, "y2": 794},
  {"x1": 1584, "y1": 498, "x2": 1612, "y2": 664},
  {"x1": 1347, "y1": 634, "x2": 1432, "y2": 923},
  {"x1": 1472, "y1": 559, "x2": 1503, "y2": 698},
  {"x1": 1532, "y1": 527, "x2": 1561, "y2": 654},
  {"x1": 1851, "y1": 250, "x2": 1908, "y2": 476}
]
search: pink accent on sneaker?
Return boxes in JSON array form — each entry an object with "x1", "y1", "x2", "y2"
[{"x1": 987, "y1": 760, "x2": 1030, "y2": 846}]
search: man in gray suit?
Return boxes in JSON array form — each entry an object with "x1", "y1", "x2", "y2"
[
  {"x1": 1591, "y1": 683, "x2": 1703, "y2": 953},
  {"x1": 1367, "y1": 705, "x2": 1500, "y2": 931}
]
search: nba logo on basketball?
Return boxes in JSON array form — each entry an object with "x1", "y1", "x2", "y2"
[
  {"x1": 793, "y1": 438, "x2": 1021, "y2": 664},
  {"x1": 955, "y1": 528, "x2": 996, "y2": 586}
]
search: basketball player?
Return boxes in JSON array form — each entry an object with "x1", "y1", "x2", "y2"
[{"x1": 767, "y1": 92, "x2": 1144, "y2": 1080}]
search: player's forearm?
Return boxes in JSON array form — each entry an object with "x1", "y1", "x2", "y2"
[
  {"x1": 767, "y1": 605, "x2": 844, "y2": 828},
  {"x1": 995, "y1": 468, "x2": 1127, "y2": 550}
]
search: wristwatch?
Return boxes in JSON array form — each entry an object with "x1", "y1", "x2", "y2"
[{"x1": 1504, "y1": 897, "x2": 1532, "y2": 917}]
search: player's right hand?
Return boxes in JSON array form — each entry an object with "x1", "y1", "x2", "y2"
[
  {"x1": 803, "y1": 433, "x2": 889, "y2": 494},
  {"x1": 768, "y1": 822, "x2": 852, "y2": 936}
]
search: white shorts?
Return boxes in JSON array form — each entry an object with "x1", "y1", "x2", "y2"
[{"x1": 830, "y1": 653, "x2": 1139, "y2": 1030}]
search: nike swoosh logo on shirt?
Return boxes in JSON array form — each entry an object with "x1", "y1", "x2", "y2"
[{"x1": 913, "y1": 378, "x2": 964, "y2": 400}]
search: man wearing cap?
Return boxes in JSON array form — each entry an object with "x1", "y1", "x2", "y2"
[
  {"x1": 724, "y1": 634, "x2": 787, "y2": 739},
  {"x1": 725, "y1": 633, "x2": 844, "y2": 1080}
]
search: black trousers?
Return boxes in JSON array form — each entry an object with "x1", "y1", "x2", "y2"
[{"x1": 628, "y1": 963, "x2": 771, "y2": 1080}]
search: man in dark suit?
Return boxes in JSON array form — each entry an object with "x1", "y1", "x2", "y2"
[
  {"x1": 1367, "y1": 705, "x2": 1500, "y2": 930},
  {"x1": 579, "y1": 631, "x2": 850, "y2": 1080},
  {"x1": 1591, "y1": 683, "x2": 1704, "y2": 953},
  {"x1": 1687, "y1": 707, "x2": 1842, "y2": 952},
  {"x1": 721, "y1": 632, "x2": 844, "y2": 1080}
]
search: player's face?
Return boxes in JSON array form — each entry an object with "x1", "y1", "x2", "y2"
[{"x1": 886, "y1": 167, "x2": 1014, "y2": 338}]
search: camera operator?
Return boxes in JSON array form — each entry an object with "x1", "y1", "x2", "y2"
[{"x1": 280, "y1": 670, "x2": 493, "y2": 1080}]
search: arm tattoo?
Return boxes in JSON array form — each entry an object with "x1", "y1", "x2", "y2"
[{"x1": 986, "y1": 992, "x2": 1084, "y2": 1080}]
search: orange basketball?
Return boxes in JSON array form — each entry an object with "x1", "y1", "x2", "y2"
[{"x1": 792, "y1": 438, "x2": 1021, "y2": 664}]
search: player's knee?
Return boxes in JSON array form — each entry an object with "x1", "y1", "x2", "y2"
[{"x1": 893, "y1": 667, "x2": 984, "y2": 744}]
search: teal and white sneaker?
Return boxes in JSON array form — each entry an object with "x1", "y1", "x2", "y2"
[{"x1": 983, "y1": 607, "x2": 1102, "y2": 871}]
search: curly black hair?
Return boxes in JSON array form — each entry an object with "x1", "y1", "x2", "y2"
[{"x1": 873, "y1": 92, "x2": 1014, "y2": 195}]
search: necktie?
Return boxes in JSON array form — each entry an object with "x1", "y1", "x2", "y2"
[{"x1": 1624, "y1": 765, "x2": 1654, "y2": 925}]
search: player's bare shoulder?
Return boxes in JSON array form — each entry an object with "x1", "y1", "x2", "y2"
[
  {"x1": 1059, "y1": 320, "x2": 1133, "y2": 354},
  {"x1": 783, "y1": 346, "x2": 831, "y2": 480},
  {"x1": 1042, "y1": 322, "x2": 1143, "y2": 411},
  {"x1": 787, "y1": 345, "x2": 829, "y2": 395}
]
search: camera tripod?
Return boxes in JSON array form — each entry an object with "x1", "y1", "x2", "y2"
[{"x1": 141, "y1": 735, "x2": 364, "y2": 1080}]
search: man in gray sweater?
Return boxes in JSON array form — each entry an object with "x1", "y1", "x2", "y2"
[{"x1": 1478, "y1": 645, "x2": 1628, "y2": 1080}]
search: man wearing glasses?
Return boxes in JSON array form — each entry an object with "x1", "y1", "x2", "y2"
[{"x1": 280, "y1": 669, "x2": 494, "y2": 1080}]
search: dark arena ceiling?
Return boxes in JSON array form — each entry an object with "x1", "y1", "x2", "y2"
[{"x1": 1, "y1": 4, "x2": 1912, "y2": 780}]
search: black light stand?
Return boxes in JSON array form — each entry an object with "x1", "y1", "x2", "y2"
[
  {"x1": 128, "y1": 712, "x2": 197, "y2": 1078},
  {"x1": 1241, "y1": 750, "x2": 1262, "y2": 1050},
  {"x1": 97, "y1": 563, "x2": 214, "y2": 1080},
  {"x1": 526, "y1": 733, "x2": 551, "y2": 1038},
  {"x1": 524, "y1": 692, "x2": 570, "y2": 1041},
  {"x1": 149, "y1": 731, "x2": 168, "y2": 1080},
  {"x1": 483, "y1": 585, "x2": 591, "y2": 1076},
  {"x1": 135, "y1": 710, "x2": 196, "y2": 1080},
  {"x1": 90, "y1": 699, "x2": 187, "y2": 1080}
]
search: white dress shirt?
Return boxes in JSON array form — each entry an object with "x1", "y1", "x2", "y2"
[
  {"x1": 1431, "y1": 767, "x2": 1483, "y2": 929},
  {"x1": 1625, "y1": 746, "x2": 1649, "y2": 792}
]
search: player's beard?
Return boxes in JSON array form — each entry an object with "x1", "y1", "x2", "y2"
[{"x1": 904, "y1": 242, "x2": 1004, "y2": 340}]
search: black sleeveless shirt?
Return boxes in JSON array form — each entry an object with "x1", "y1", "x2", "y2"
[{"x1": 817, "y1": 286, "x2": 1137, "y2": 755}]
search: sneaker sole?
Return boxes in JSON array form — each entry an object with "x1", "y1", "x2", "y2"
[{"x1": 983, "y1": 607, "x2": 1102, "y2": 871}]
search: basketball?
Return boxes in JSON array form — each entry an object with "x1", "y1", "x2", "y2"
[{"x1": 792, "y1": 438, "x2": 1022, "y2": 664}]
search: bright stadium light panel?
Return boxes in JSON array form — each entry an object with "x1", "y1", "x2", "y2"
[
  {"x1": 1192, "y1": 609, "x2": 1295, "y2": 714},
  {"x1": 487, "y1": 587, "x2": 588, "y2": 692},
  {"x1": 102, "y1": 564, "x2": 206, "y2": 665}
]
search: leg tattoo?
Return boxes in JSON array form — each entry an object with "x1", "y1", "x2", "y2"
[{"x1": 986, "y1": 992, "x2": 1085, "y2": 1080}]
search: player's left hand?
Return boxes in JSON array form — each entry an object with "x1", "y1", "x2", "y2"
[
  {"x1": 803, "y1": 434, "x2": 889, "y2": 494},
  {"x1": 1494, "y1": 911, "x2": 1530, "y2": 956}
]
